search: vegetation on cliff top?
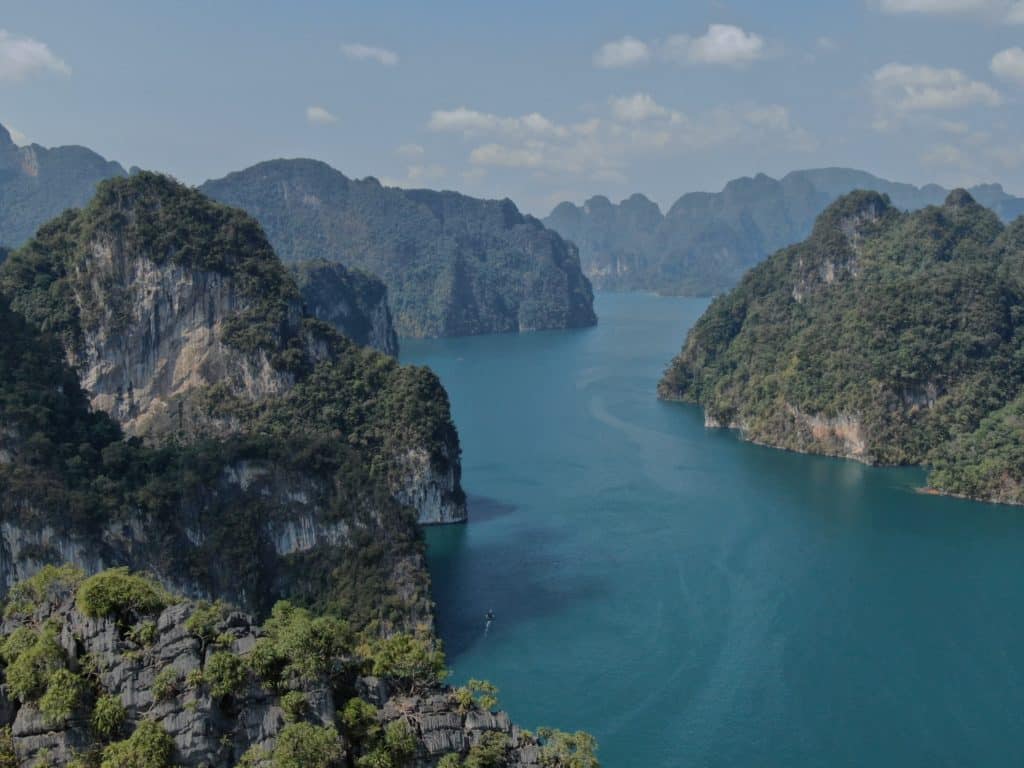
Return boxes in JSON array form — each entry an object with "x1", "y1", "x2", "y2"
[
  {"x1": 660, "y1": 190, "x2": 1024, "y2": 505},
  {"x1": 0, "y1": 566, "x2": 599, "y2": 767},
  {"x1": 200, "y1": 159, "x2": 596, "y2": 338}
]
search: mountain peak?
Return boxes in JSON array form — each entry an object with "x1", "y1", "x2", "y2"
[{"x1": 944, "y1": 188, "x2": 977, "y2": 210}]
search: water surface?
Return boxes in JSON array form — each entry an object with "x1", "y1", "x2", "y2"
[{"x1": 402, "y1": 293, "x2": 1024, "y2": 768}]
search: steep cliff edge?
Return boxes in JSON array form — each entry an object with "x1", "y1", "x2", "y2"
[
  {"x1": 0, "y1": 566, "x2": 596, "y2": 767},
  {"x1": 200, "y1": 159, "x2": 597, "y2": 338},
  {"x1": 545, "y1": 167, "x2": 1024, "y2": 296},
  {"x1": 660, "y1": 190, "x2": 1024, "y2": 505},
  {"x1": 290, "y1": 258, "x2": 399, "y2": 356},
  {"x1": 0, "y1": 173, "x2": 465, "y2": 526},
  {"x1": 0, "y1": 123, "x2": 125, "y2": 249}
]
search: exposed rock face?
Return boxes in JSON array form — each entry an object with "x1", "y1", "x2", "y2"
[
  {"x1": 545, "y1": 166, "x2": 1024, "y2": 296},
  {"x1": 0, "y1": 174, "x2": 466, "y2": 627},
  {"x1": 0, "y1": 588, "x2": 548, "y2": 767},
  {"x1": 200, "y1": 159, "x2": 597, "y2": 338},
  {"x1": 660, "y1": 190, "x2": 1024, "y2": 504},
  {"x1": 0, "y1": 122, "x2": 126, "y2": 248},
  {"x1": 290, "y1": 258, "x2": 399, "y2": 356}
]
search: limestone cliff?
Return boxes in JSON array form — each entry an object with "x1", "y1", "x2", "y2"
[
  {"x1": 660, "y1": 190, "x2": 1024, "y2": 503},
  {"x1": 200, "y1": 159, "x2": 597, "y2": 338},
  {"x1": 0, "y1": 568, "x2": 580, "y2": 767},
  {"x1": 290, "y1": 258, "x2": 399, "y2": 357},
  {"x1": 0, "y1": 173, "x2": 465, "y2": 526}
]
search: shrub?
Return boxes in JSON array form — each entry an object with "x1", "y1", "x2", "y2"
[
  {"x1": 5, "y1": 624, "x2": 64, "y2": 701},
  {"x1": 205, "y1": 652, "x2": 247, "y2": 697},
  {"x1": 127, "y1": 621, "x2": 157, "y2": 647},
  {"x1": 0, "y1": 726, "x2": 15, "y2": 768},
  {"x1": 537, "y1": 728, "x2": 600, "y2": 768},
  {"x1": 76, "y1": 568, "x2": 173, "y2": 624},
  {"x1": 183, "y1": 600, "x2": 227, "y2": 644},
  {"x1": 271, "y1": 723, "x2": 342, "y2": 768},
  {"x1": 0, "y1": 626, "x2": 38, "y2": 664},
  {"x1": 92, "y1": 694, "x2": 127, "y2": 740},
  {"x1": 340, "y1": 697, "x2": 381, "y2": 744},
  {"x1": 3, "y1": 564, "x2": 85, "y2": 619},
  {"x1": 256, "y1": 601, "x2": 352, "y2": 683},
  {"x1": 464, "y1": 732, "x2": 509, "y2": 768},
  {"x1": 185, "y1": 669, "x2": 204, "y2": 689},
  {"x1": 384, "y1": 719, "x2": 417, "y2": 765},
  {"x1": 454, "y1": 679, "x2": 498, "y2": 713},
  {"x1": 369, "y1": 633, "x2": 446, "y2": 693},
  {"x1": 151, "y1": 668, "x2": 181, "y2": 702},
  {"x1": 438, "y1": 755, "x2": 462, "y2": 768},
  {"x1": 39, "y1": 669, "x2": 86, "y2": 725},
  {"x1": 280, "y1": 690, "x2": 308, "y2": 723},
  {"x1": 100, "y1": 720, "x2": 174, "y2": 768}
]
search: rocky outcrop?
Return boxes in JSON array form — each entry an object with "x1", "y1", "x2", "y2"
[
  {"x1": 0, "y1": 122, "x2": 126, "y2": 249},
  {"x1": 545, "y1": 167, "x2": 1024, "y2": 297},
  {"x1": 0, "y1": 173, "x2": 466, "y2": 527},
  {"x1": 200, "y1": 159, "x2": 596, "y2": 338},
  {"x1": 290, "y1": 258, "x2": 399, "y2": 356},
  {"x1": 0, "y1": 579, "x2": 555, "y2": 767},
  {"x1": 661, "y1": 190, "x2": 1024, "y2": 504}
]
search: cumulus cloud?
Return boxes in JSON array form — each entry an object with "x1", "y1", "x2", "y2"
[
  {"x1": 428, "y1": 107, "x2": 571, "y2": 138},
  {"x1": 991, "y1": 47, "x2": 1024, "y2": 81},
  {"x1": 0, "y1": 30, "x2": 70, "y2": 81},
  {"x1": 879, "y1": 0, "x2": 996, "y2": 12},
  {"x1": 593, "y1": 36, "x2": 650, "y2": 68},
  {"x1": 663, "y1": 24, "x2": 766, "y2": 66},
  {"x1": 609, "y1": 93, "x2": 671, "y2": 122},
  {"x1": 341, "y1": 43, "x2": 399, "y2": 66},
  {"x1": 877, "y1": 0, "x2": 1024, "y2": 21},
  {"x1": 872, "y1": 63, "x2": 1002, "y2": 112},
  {"x1": 447, "y1": 97, "x2": 815, "y2": 180},
  {"x1": 306, "y1": 106, "x2": 338, "y2": 124}
]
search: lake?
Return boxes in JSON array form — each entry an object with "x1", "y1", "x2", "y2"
[{"x1": 402, "y1": 292, "x2": 1024, "y2": 768}]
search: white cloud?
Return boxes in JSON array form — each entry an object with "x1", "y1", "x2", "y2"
[
  {"x1": 396, "y1": 143, "x2": 425, "y2": 158},
  {"x1": 593, "y1": 36, "x2": 650, "y2": 68},
  {"x1": 872, "y1": 63, "x2": 1002, "y2": 112},
  {"x1": 6, "y1": 125, "x2": 27, "y2": 145},
  {"x1": 610, "y1": 93, "x2": 670, "y2": 122},
  {"x1": 448, "y1": 98, "x2": 815, "y2": 181},
  {"x1": 877, "y1": 0, "x2": 1024, "y2": 21},
  {"x1": 341, "y1": 43, "x2": 399, "y2": 66},
  {"x1": 0, "y1": 30, "x2": 70, "y2": 81},
  {"x1": 663, "y1": 24, "x2": 766, "y2": 66},
  {"x1": 428, "y1": 107, "x2": 570, "y2": 138},
  {"x1": 991, "y1": 47, "x2": 1024, "y2": 81},
  {"x1": 939, "y1": 119, "x2": 971, "y2": 133},
  {"x1": 879, "y1": 0, "x2": 996, "y2": 12},
  {"x1": 816, "y1": 36, "x2": 840, "y2": 52},
  {"x1": 306, "y1": 106, "x2": 338, "y2": 124}
]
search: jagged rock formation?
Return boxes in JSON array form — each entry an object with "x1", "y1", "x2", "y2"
[
  {"x1": 0, "y1": 567, "x2": 580, "y2": 767},
  {"x1": 660, "y1": 190, "x2": 1024, "y2": 505},
  {"x1": 0, "y1": 174, "x2": 468, "y2": 628},
  {"x1": 0, "y1": 123, "x2": 125, "y2": 249},
  {"x1": 290, "y1": 259, "x2": 399, "y2": 356},
  {"x1": 545, "y1": 167, "x2": 1024, "y2": 296},
  {"x1": 200, "y1": 159, "x2": 597, "y2": 338}
]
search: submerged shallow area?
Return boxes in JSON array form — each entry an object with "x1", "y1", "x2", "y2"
[{"x1": 403, "y1": 293, "x2": 1024, "y2": 768}]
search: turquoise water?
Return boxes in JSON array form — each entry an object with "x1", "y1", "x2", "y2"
[{"x1": 401, "y1": 293, "x2": 1024, "y2": 768}]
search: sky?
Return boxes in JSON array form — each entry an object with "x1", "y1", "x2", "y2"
[{"x1": 3, "y1": 0, "x2": 1024, "y2": 215}]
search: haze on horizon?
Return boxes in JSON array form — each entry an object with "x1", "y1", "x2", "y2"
[{"x1": 4, "y1": 0, "x2": 1024, "y2": 215}]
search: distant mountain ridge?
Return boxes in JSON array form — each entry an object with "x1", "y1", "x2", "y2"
[
  {"x1": 545, "y1": 167, "x2": 1024, "y2": 296},
  {"x1": 201, "y1": 159, "x2": 597, "y2": 338},
  {"x1": 0, "y1": 123, "x2": 126, "y2": 248}
]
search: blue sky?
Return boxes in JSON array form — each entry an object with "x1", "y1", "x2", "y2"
[{"x1": 3, "y1": 0, "x2": 1024, "y2": 214}]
